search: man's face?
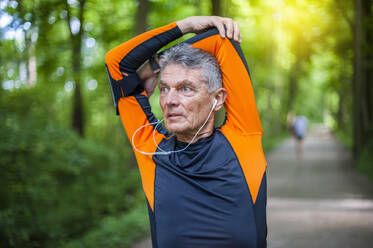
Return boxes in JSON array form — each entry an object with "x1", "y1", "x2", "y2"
[{"x1": 159, "y1": 63, "x2": 214, "y2": 136}]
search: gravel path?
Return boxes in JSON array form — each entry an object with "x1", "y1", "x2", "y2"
[{"x1": 133, "y1": 125, "x2": 373, "y2": 248}]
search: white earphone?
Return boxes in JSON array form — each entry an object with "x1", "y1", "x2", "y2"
[{"x1": 213, "y1": 98, "x2": 218, "y2": 109}]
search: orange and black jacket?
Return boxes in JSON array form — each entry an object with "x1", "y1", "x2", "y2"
[{"x1": 105, "y1": 22, "x2": 268, "y2": 248}]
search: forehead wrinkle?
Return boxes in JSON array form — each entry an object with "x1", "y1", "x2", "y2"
[
  {"x1": 159, "y1": 79, "x2": 200, "y2": 88},
  {"x1": 159, "y1": 79, "x2": 191, "y2": 85},
  {"x1": 160, "y1": 65, "x2": 209, "y2": 91}
]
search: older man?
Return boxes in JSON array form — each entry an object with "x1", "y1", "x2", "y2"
[{"x1": 105, "y1": 16, "x2": 267, "y2": 248}]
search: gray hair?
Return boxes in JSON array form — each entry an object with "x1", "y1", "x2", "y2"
[{"x1": 159, "y1": 43, "x2": 222, "y2": 92}]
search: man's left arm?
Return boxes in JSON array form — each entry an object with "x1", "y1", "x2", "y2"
[
  {"x1": 180, "y1": 20, "x2": 267, "y2": 247},
  {"x1": 184, "y1": 29, "x2": 263, "y2": 135}
]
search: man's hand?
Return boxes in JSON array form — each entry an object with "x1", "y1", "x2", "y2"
[
  {"x1": 138, "y1": 61, "x2": 159, "y2": 97},
  {"x1": 143, "y1": 75, "x2": 158, "y2": 97},
  {"x1": 177, "y1": 16, "x2": 242, "y2": 43}
]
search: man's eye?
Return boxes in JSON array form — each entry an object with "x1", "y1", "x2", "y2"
[
  {"x1": 160, "y1": 87, "x2": 168, "y2": 93},
  {"x1": 182, "y1": 87, "x2": 191, "y2": 92}
]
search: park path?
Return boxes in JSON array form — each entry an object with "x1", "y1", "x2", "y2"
[{"x1": 133, "y1": 125, "x2": 373, "y2": 248}]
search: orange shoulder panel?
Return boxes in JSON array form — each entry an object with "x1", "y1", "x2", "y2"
[{"x1": 190, "y1": 35, "x2": 263, "y2": 135}]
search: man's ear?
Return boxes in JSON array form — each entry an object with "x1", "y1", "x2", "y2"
[{"x1": 214, "y1": 88, "x2": 227, "y2": 111}]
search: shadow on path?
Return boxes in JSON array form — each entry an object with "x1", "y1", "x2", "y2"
[{"x1": 132, "y1": 124, "x2": 373, "y2": 248}]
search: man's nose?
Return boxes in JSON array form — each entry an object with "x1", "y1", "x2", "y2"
[{"x1": 165, "y1": 89, "x2": 180, "y2": 106}]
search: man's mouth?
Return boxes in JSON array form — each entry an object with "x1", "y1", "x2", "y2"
[{"x1": 167, "y1": 113, "x2": 183, "y2": 120}]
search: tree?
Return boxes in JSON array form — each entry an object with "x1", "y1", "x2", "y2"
[
  {"x1": 212, "y1": 0, "x2": 221, "y2": 16},
  {"x1": 136, "y1": 0, "x2": 149, "y2": 34},
  {"x1": 353, "y1": 0, "x2": 373, "y2": 158},
  {"x1": 65, "y1": 0, "x2": 87, "y2": 136}
]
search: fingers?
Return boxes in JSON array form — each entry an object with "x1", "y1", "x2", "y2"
[
  {"x1": 216, "y1": 17, "x2": 241, "y2": 43},
  {"x1": 225, "y1": 18, "x2": 241, "y2": 43},
  {"x1": 180, "y1": 16, "x2": 242, "y2": 42},
  {"x1": 224, "y1": 18, "x2": 234, "y2": 39},
  {"x1": 212, "y1": 17, "x2": 226, "y2": 38},
  {"x1": 233, "y1": 21, "x2": 241, "y2": 42}
]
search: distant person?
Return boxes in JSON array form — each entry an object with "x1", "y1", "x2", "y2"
[
  {"x1": 105, "y1": 16, "x2": 267, "y2": 247},
  {"x1": 292, "y1": 115, "x2": 308, "y2": 158}
]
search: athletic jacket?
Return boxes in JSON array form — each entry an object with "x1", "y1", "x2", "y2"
[{"x1": 105, "y1": 22, "x2": 268, "y2": 248}]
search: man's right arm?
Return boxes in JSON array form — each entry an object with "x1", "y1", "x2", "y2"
[{"x1": 105, "y1": 22, "x2": 184, "y2": 211}]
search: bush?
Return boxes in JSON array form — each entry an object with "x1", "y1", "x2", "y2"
[
  {"x1": 0, "y1": 106, "x2": 146, "y2": 247},
  {"x1": 64, "y1": 201, "x2": 149, "y2": 248}
]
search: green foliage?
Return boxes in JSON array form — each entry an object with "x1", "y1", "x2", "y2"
[
  {"x1": 1, "y1": 0, "x2": 368, "y2": 246},
  {"x1": 262, "y1": 131, "x2": 289, "y2": 153},
  {"x1": 333, "y1": 126, "x2": 353, "y2": 149},
  {"x1": 0, "y1": 91, "x2": 145, "y2": 247},
  {"x1": 64, "y1": 201, "x2": 149, "y2": 248}
]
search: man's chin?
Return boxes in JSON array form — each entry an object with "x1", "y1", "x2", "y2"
[{"x1": 165, "y1": 122, "x2": 187, "y2": 134}]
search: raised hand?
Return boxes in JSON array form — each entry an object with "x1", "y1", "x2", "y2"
[{"x1": 176, "y1": 16, "x2": 242, "y2": 43}]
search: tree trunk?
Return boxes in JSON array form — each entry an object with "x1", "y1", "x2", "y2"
[
  {"x1": 72, "y1": 46, "x2": 84, "y2": 137},
  {"x1": 353, "y1": 0, "x2": 365, "y2": 157},
  {"x1": 126, "y1": 0, "x2": 150, "y2": 169},
  {"x1": 25, "y1": 31, "x2": 37, "y2": 87},
  {"x1": 362, "y1": 0, "x2": 373, "y2": 145},
  {"x1": 66, "y1": 0, "x2": 86, "y2": 136},
  {"x1": 285, "y1": 61, "x2": 300, "y2": 116},
  {"x1": 17, "y1": 0, "x2": 37, "y2": 87},
  {"x1": 212, "y1": 0, "x2": 221, "y2": 16},
  {"x1": 353, "y1": 0, "x2": 373, "y2": 159},
  {"x1": 136, "y1": 0, "x2": 149, "y2": 34}
]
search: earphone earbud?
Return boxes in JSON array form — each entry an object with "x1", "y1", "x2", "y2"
[{"x1": 213, "y1": 98, "x2": 218, "y2": 109}]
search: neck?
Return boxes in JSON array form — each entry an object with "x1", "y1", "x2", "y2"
[{"x1": 175, "y1": 117, "x2": 215, "y2": 143}]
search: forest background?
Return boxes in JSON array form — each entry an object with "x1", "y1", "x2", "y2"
[{"x1": 1, "y1": 0, "x2": 372, "y2": 247}]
